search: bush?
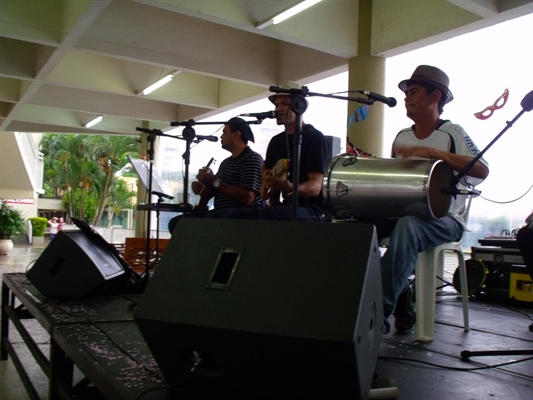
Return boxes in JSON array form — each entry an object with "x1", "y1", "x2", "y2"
[
  {"x1": 29, "y1": 217, "x2": 48, "y2": 237},
  {"x1": 0, "y1": 202, "x2": 26, "y2": 239}
]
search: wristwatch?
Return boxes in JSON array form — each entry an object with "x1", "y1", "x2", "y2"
[{"x1": 212, "y1": 178, "x2": 221, "y2": 189}]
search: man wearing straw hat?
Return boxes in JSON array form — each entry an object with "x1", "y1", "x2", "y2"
[
  {"x1": 383, "y1": 65, "x2": 489, "y2": 333},
  {"x1": 227, "y1": 81, "x2": 331, "y2": 221}
]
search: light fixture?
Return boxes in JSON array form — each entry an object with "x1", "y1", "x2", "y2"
[
  {"x1": 256, "y1": 0, "x2": 322, "y2": 29},
  {"x1": 84, "y1": 115, "x2": 103, "y2": 128},
  {"x1": 139, "y1": 73, "x2": 175, "y2": 95}
]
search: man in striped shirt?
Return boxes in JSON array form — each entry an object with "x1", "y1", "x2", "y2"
[{"x1": 168, "y1": 117, "x2": 266, "y2": 234}]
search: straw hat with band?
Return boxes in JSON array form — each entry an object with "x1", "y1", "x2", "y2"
[
  {"x1": 398, "y1": 65, "x2": 454, "y2": 104},
  {"x1": 268, "y1": 80, "x2": 304, "y2": 104}
]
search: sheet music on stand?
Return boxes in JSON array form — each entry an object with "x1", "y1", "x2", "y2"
[{"x1": 127, "y1": 155, "x2": 174, "y2": 200}]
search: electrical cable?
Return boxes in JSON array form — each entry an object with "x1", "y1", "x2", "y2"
[
  {"x1": 480, "y1": 183, "x2": 533, "y2": 204},
  {"x1": 378, "y1": 355, "x2": 533, "y2": 371}
]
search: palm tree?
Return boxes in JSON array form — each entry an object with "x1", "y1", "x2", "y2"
[
  {"x1": 90, "y1": 135, "x2": 139, "y2": 225},
  {"x1": 40, "y1": 134, "x2": 139, "y2": 224},
  {"x1": 106, "y1": 179, "x2": 136, "y2": 227}
]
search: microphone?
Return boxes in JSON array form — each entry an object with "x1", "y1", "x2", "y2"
[
  {"x1": 136, "y1": 127, "x2": 162, "y2": 134},
  {"x1": 359, "y1": 91, "x2": 397, "y2": 107},
  {"x1": 239, "y1": 111, "x2": 278, "y2": 119},
  {"x1": 520, "y1": 89, "x2": 533, "y2": 112},
  {"x1": 195, "y1": 135, "x2": 218, "y2": 142},
  {"x1": 441, "y1": 187, "x2": 481, "y2": 196}
]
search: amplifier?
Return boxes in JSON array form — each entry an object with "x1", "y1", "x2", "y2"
[{"x1": 470, "y1": 246, "x2": 531, "y2": 303}]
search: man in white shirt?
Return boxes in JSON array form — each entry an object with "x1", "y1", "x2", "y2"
[{"x1": 383, "y1": 65, "x2": 489, "y2": 333}]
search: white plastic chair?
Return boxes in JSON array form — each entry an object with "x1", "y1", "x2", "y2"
[
  {"x1": 379, "y1": 194, "x2": 474, "y2": 341},
  {"x1": 415, "y1": 194, "x2": 474, "y2": 341}
]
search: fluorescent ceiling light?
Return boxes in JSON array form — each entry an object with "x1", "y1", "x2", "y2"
[
  {"x1": 272, "y1": 0, "x2": 322, "y2": 25},
  {"x1": 140, "y1": 74, "x2": 174, "y2": 95},
  {"x1": 84, "y1": 115, "x2": 103, "y2": 128}
]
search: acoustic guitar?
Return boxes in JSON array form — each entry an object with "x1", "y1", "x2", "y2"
[
  {"x1": 196, "y1": 158, "x2": 216, "y2": 210},
  {"x1": 262, "y1": 158, "x2": 289, "y2": 205}
]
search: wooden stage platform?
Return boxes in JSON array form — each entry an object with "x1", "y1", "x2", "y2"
[{"x1": 2, "y1": 273, "x2": 532, "y2": 399}]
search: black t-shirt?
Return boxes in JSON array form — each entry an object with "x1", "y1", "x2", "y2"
[{"x1": 265, "y1": 124, "x2": 330, "y2": 208}]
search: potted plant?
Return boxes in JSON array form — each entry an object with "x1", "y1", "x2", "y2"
[{"x1": 0, "y1": 201, "x2": 26, "y2": 254}]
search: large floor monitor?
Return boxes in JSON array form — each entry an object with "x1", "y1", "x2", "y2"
[
  {"x1": 27, "y1": 218, "x2": 142, "y2": 297},
  {"x1": 135, "y1": 219, "x2": 383, "y2": 399}
]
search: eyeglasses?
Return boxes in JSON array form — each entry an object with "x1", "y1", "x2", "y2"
[{"x1": 474, "y1": 88, "x2": 509, "y2": 120}]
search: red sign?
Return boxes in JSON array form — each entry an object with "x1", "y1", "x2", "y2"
[{"x1": 4, "y1": 199, "x2": 35, "y2": 205}]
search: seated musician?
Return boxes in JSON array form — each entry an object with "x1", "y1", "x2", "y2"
[
  {"x1": 381, "y1": 65, "x2": 489, "y2": 333},
  {"x1": 226, "y1": 81, "x2": 330, "y2": 222},
  {"x1": 168, "y1": 117, "x2": 266, "y2": 234}
]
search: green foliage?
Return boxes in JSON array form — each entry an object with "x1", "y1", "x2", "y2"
[
  {"x1": 40, "y1": 133, "x2": 140, "y2": 225},
  {"x1": 0, "y1": 202, "x2": 26, "y2": 239},
  {"x1": 28, "y1": 217, "x2": 48, "y2": 237}
]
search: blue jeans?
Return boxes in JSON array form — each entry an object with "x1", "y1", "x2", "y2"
[
  {"x1": 225, "y1": 205, "x2": 327, "y2": 222},
  {"x1": 381, "y1": 214, "x2": 463, "y2": 319}
]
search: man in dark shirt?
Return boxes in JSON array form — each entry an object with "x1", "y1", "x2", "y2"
[{"x1": 227, "y1": 81, "x2": 330, "y2": 221}]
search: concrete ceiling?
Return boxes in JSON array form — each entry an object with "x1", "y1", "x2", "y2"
[{"x1": 0, "y1": 0, "x2": 532, "y2": 137}]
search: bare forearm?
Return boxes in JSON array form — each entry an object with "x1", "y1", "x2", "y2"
[
  {"x1": 217, "y1": 180, "x2": 256, "y2": 205},
  {"x1": 430, "y1": 148, "x2": 489, "y2": 179},
  {"x1": 396, "y1": 145, "x2": 488, "y2": 180},
  {"x1": 285, "y1": 172, "x2": 323, "y2": 198}
]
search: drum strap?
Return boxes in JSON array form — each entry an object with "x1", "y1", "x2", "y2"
[{"x1": 436, "y1": 119, "x2": 456, "y2": 155}]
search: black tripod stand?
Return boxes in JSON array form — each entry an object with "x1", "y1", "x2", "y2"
[
  {"x1": 458, "y1": 89, "x2": 533, "y2": 362},
  {"x1": 135, "y1": 126, "x2": 216, "y2": 286}
]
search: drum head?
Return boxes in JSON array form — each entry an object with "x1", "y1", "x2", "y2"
[{"x1": 453, "y1": 259, "x2": 487, "y2": 294}]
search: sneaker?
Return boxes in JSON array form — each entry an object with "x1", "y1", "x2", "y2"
[{"x1": 394, "y1": 285, "x2": 416, "y2": 333}]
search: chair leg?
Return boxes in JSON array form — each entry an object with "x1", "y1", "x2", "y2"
[
  {"x1": 456, "y1": 250, "x2": 470, "y2": 331},
  {"x1": 415, "y1": 249, "x2": 437, "y2": 341}
]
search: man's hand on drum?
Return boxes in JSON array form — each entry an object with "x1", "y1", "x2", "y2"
[{"x1": 395, "y1": 145, "x2": 439, "y2": 159}]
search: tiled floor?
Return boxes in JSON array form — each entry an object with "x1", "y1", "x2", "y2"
[{"x1": 1, "y1": 242, "x2": 49, "y2": 400}]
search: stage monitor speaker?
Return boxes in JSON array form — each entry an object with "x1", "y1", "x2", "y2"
[
  {"x1": 135, "y1": 219, "x2": 383, "y2": 400},
  {"x1": 26, "y1": 230, "x2": 125, "y2": 298}
]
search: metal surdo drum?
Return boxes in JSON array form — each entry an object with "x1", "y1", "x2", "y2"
[{"x1": 323, "y1": 155, "x2": 453, "y2": 221}]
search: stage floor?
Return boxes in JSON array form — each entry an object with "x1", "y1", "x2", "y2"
[{"x1": 1, "y1": 244, "x2": 532, "y2": 400}]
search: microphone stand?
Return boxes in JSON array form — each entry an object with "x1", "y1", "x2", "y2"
[
  {"x1": 267, "y1": 86, "x2": 375, "y2": 221},
  {"x1": 135, "y1": 126, "x2": 217, "y2": 286},
  {"x1": 445, "y1": 103, "x2": 531, "y2": 194},
  {"x1": 135, "y1": 128, "x2": 159, "y2": 288},
  {"x1": 458, "y1": 90, "x2": 533, "y2": 361}
]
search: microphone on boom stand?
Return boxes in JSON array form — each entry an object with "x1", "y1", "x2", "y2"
[
  {"x1": 358, "y1": 91, "x2": 397, "y2": 107},
  {"x1": 441, "y1": 89, "x2": 533, "y2": 198},
  {"x1": 239, "y1": 111, "x2": 279, "y2": 119}
]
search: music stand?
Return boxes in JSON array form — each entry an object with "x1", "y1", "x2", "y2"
[
  {"x1": 127, "y1": 153, "x2": 174, "y2": 285},
  {"x1": 127, "y1": 155, "x2": 174, "y2": 201}
]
